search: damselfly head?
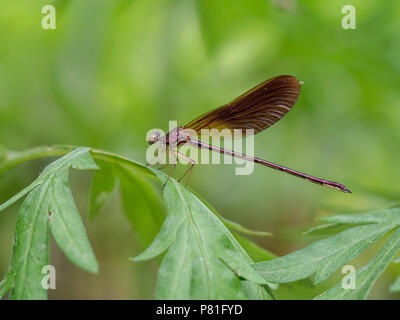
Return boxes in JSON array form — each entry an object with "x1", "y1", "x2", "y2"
[{"x1": 147, "y1": 130, "x2": 162, "y2": 145}]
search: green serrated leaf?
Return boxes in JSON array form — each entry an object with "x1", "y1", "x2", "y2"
[
  {"x1": 9, "y1": 182, "x2": 51, "y2": 299},
  {"x1": 253, "y1": 207, "x2": 400, "y2": 286},
  {"x1": 87, "y1": 161, "x2": 116, "y2": 220},
  {"x1": 0, "y1": 148, "x2": 99, "y2": 299},
  {"x1": 49, "y1": 168, "x2": 98, "y2": 273},
  {"x1": 134, "y1": 169, "x2": 271, "y2": 300},
  {"x1": 316, "y1": 227, "x2": 400, "y2": 299}
]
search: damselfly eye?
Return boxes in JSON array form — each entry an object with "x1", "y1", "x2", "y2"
[{"x1": 147, "y1": 132, "x2": 159, "y2": 145}]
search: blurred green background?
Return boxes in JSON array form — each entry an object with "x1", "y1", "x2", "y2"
[{"x1": 1, "y1": 0, "x2": 400, "y2": 299}]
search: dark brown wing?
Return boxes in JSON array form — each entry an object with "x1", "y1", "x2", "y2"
[{"x1": 184, "y1": 75, "x2": 301, "y2": 137}]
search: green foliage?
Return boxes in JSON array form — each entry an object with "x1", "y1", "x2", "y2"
[
  {"x1": 133, "y1": 168, "x2": 272, "y2": 299},
  {"x1": 1, "y1": 147, "x2": 400, "y2": 299},
  {"x1": 253, "y1": 208, "x2": 400, "y2": 298},
  {"x1": 0, "y1": 148, "x2": 99, "y2": 299},
  {"x1": 316, "y1": 227, "x2": 400, "y2": 299},
  {"x1": 0, "y1": 147, "x2": 274, "y2": 299}
]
